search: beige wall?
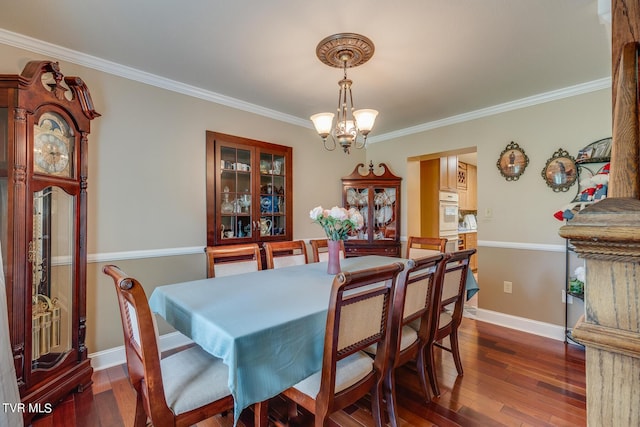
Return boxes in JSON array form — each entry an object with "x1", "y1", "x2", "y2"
[
  {"x1": 0, "y1": 43, "x2": 361, "y2": 353},
  {"x1": 366, "y1": 89, "x2": 611, "y2": 324},
  {"x1": 0, "y1": 41, "x2": 612, "y2": 353}
]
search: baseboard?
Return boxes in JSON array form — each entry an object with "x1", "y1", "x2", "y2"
[
  {"x1": 89, "y1": 331, "x2": 194, "y2": 371},
  {"x1": 474, "y1": 308, "x2": 565, "y2": 341}
]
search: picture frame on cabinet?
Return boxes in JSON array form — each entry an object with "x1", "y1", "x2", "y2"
[
  {"x1": 541, "y1": 148, "x2": 577, "y2": 192},
  {"x1": 577, "y1": 138, "x2": 612, "y2": 164},
  {"x1": 496, "y1": 141, "x2": 529, "y2": 181}
]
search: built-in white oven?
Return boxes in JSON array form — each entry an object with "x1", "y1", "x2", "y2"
[{"x1": 439, "y1": 191, "x2": 459, "y2": 252}]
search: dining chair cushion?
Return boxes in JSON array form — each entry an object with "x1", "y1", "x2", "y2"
[
  {"x1": 439, "y1": 311, "x2": 453, "y2": 329},
  {"x1": 408, "y1": 318, "x2": 421, "y2": 332},
  {"x1": 161, "y1": 346, "x2": 231, "y2": 415},
  {"x1": 215, "y1": 260, "x2": 260, "y2": 277},
  {"x1": 364, "y1": 325, "x2": 418, "y2": 355},
  {"x1": 272, "y1": 254, "x2": 307, "y2": 269},
  {"x1": 292, "y1": 351, "x2": 374, "y2": 398}
]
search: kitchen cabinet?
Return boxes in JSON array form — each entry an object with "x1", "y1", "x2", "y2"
[
  {"x1": 458, "y1": 161, "x2": 477, "y2": 211},
  {"x1": 0, "y1": 61, "x2": 99, "y2": 423},
  {"x1": 419, "y1": 158, "x2": 457, "y2": 239},
  {"x1": 342, "y1": 162, "x2": 401, "y2": 257},
  {"x1": 205, "y1": 132, "x2": 292, "y2": 248},
  {"x1": 458, "y1": 232, "x2": 478, "y2": 271},
  {"x1": 440, "y1": 155, "x2": 458, "y2": 191}
]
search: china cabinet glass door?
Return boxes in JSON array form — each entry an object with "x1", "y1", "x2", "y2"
[
  {"x1": 259, "y1": 151, "x2": 287, "y2": 238},
  {"x1": 219, "y1": 146, "x2": 253, "y2": 241},
  {"x1": 344, "y1": 186, "x2": 397, "y2": 241}
]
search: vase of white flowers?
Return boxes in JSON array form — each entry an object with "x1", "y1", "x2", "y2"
[{"x1": 310, "y1": 206, "x2": 364, "y2": 274}]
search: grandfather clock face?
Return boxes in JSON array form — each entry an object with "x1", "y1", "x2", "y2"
[{"x1": 33, "y1": 112, "x2": 74, "y2": 178}]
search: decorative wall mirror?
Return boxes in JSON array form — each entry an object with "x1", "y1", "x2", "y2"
[
  {"x1": 541, "y1": 148, "x2": 577, "y2": 192},
  {"x1": 496, "y1": 141, "x2": 529, "y2": 181}
]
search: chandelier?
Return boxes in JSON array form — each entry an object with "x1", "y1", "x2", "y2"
[{"x1": 310, "y1": 33, "x2": 378, "y2": 154}]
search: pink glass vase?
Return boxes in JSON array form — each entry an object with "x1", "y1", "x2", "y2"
[{"x1": 327, "y1": 239, "x2": 342, "y2": 275}]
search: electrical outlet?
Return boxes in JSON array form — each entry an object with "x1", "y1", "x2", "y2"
[
  {"x1": 562, "y1": 289, "x2": 566, "y2": 303},
  {"x1": 503, "y1": 281, "x2": 512, "y2": 293}
]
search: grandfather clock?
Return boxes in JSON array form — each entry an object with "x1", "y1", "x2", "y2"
[{"x1": 0, "y1": 61, "x2": 99, "y2": 421}]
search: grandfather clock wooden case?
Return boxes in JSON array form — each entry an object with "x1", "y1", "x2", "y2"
[{"x1": 0, "y1": 61, "x2": 99, "y2": 420}]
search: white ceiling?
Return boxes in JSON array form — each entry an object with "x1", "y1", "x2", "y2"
[{"x1": 0, "y1": 0, "x2": 611, "y2": 142}]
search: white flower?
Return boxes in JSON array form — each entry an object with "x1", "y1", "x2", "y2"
[
  {"x1": 328, "y1": 206, "x2": 348, "y2": 220},
  {"x1": 310, "y1": 205, "x2": 362, "y2": 240},
  {"x1": 574, "y1": 266, "x2": 586, "y2": 283},
  {"x1": 309, "y1": 206, "x2": 324, "y2": 220}
]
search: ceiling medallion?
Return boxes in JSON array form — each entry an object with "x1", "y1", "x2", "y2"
[{"x1": 315, "y1": 33, "x2": 375, "y2": 69}]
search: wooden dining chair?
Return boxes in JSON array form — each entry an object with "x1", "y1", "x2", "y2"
[
  {"x1": 423, "y1": 248, "x2": 476, "y2": 397},
  {"x1": 309, "y1": 238, "x2": 346, "y2": 263},
  {"x1": 103, "y1": 265, "x2": 234, "y2": 427},
  {"x1": 381, "y1": 253, "x2": 446, "y2": 426},
  {"x1": 280, "y1": 261, "x2": 405, "y2": 427},
  {"x1": 264, "y1": 240, "x2": 308, "y2": 269},
  {"x1": 205, "y1": 243, "x2": 262, "y2": 278},
  {"x1": 406, "y1": 236, "x2": 448, "y2": 258}
]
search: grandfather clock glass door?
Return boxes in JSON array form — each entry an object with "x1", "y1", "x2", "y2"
[{"x1": 30, "y1": 186, "x2": 75, "y2": 368}]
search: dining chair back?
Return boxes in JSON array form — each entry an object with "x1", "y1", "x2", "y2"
[
  {"x1": 406, "y1": 236, "x2": 448, "y2": 259},
  {"x1": 425, "y1": 248, "x2": 476, "y2": 397},
  {"x1": 309, "y1": 238, "x2": 346, "y2": 263},
  {"x1": 264, "y1": 240, "x2": 308, "y2": 269},
  {"x1": 103, "y1": 265, "x2": 234, "y2": 427},
  {"x1": 205, "y1": 243, "x2": 262, "y2": 278},
  {"x1": 281, "y1": 261, "x2": 405, "y2": 427},
  {"x1": 370, "y1": 253, "x2": 446, "y2": 426}
]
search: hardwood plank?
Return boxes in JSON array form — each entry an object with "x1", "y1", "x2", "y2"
[{"x1": 32, "y1": 318, "x2": 586, "y2": 426}]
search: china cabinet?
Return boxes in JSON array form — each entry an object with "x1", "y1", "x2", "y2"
[
  {"x1": 0, "y1": 61, "x2": 100, "y2": 421},
  {"x1": 206, "y1": 132, "x2": 292, "y2": 249},
  {"x1": 342, "y1": 162, "x2": 401, "y2": 257}
]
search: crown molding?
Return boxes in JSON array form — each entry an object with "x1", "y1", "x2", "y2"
[
  {"x1": 0, "y1": 28, "x2": 310, "y2": 129},
  {"x1": 0, "y1": 28, "x2": 610, "y2": 144},
  {"x1": 367, "y1": 77, "x2": 612, "y2": 144}
]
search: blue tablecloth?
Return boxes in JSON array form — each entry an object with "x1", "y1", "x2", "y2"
[
  {"x1": 148, "y1": 254, "x2": 479, "y2": 423},
  {"x1": 466, "y1": 268, "x2": 479, "y2": 300},
  {"x1": 148, "y1": 255, "x2": 408, "y2": 423}
]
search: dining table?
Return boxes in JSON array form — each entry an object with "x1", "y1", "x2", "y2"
[{"x1": 148, "y1": 254, "x2": 479, "y2": 425}]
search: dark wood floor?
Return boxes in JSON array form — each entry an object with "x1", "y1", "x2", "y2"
[{"x1": 31, "y1": 318, "x2": 586, "y2": 426}]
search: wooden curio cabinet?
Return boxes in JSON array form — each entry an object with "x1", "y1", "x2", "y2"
[
  {"x1": 0, "y1": 61, "x2": 100, "y2": 422},
  {"x1": 206, "y1": 132, "x2": 293, "y2": 249},
  {"x1": 342, "y1": 162, "x2": 401, "y2": 257}
]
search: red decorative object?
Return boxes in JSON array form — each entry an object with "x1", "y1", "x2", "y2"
[{"x1": 327, "y1": 240, "x2": 342, "y2": 275}]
